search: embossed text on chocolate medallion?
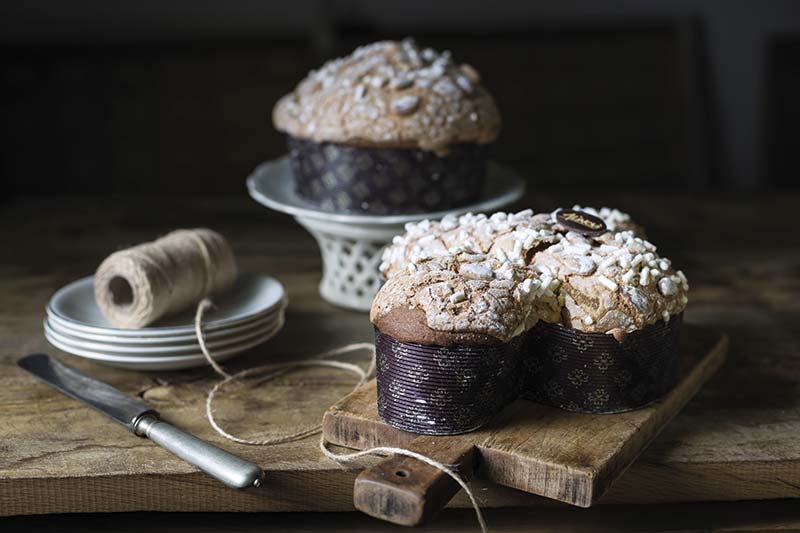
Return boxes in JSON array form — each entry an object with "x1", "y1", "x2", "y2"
[{"x1": 555, "y1": 209, "x2": 607, "y2": 236}]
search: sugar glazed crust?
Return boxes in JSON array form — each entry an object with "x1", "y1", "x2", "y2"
[
  {"x1": 272, "y1": 39, "x2": 501, "y2": 155},
  {"x1": 371, "y1": 208, "x2": 688, "y2": 344}
]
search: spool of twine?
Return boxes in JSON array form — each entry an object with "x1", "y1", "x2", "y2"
[{"x1": 94, "y1": 228, "x2": 237, "y2": 329}]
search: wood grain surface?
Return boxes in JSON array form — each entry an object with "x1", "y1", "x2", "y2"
[{"x1": 0, "y1": 193, "x2": 798, "y2": 517}]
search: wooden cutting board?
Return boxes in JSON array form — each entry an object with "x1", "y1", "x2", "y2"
[{"x1": 322, "y1": 324, "x2": 728, "y2": 526}]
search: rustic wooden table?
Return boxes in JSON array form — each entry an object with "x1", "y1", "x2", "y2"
[{"x1": 1, "y1": 193, "x2": 798, "y2": 531}]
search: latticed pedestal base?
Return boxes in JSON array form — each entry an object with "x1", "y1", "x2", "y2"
[{"x1": 295, "y1": 217, "x2": 404, "y2": 311}]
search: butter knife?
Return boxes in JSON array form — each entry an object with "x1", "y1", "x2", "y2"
[{"x1": 18, "y1": 353, "x2": 264, "y2": 489}]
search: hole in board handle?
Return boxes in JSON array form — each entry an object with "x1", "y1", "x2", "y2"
[{"x1": 395, "y1": 470, "x2": 409, "y2": 478}]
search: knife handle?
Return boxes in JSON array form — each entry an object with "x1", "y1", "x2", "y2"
[{"x1": 134, "y1": 415, "x2": 264, "y2": 489}]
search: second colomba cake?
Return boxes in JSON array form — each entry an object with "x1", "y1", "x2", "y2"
[{"x1": 273, "y1": 38, "x2": 502, "y2": 214}]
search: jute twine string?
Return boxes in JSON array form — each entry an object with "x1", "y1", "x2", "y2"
[
  {"x1": 95, "y1": 229, "x2": 237, "y2": 329},
  {"x1": 198, "y1": 297, "x2": 374, "y2": 445},
  {"x1": 195, "y1": 300, "x2": 487, "y2": 532}
]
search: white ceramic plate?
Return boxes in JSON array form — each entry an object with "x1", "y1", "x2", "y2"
[
  {"x1": 44, "y1": 312, "x2": 283, "y2": 354},
  {"x1": 44, "y1": 315, "x2": 285, "y2": 371},
  {"x1": 47, "y1": 304, "x2": 284, "y2": 345},
  {"x1": 247, "y1": 156, "x2": 526, "y2": 225},
  {"x1": 47, "y1": 272, "x2": 286, "y2": 336}
]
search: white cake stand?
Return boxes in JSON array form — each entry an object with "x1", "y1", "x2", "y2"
[{"x1": 247, "y1": 157, "x2": 525, "y2": 311}]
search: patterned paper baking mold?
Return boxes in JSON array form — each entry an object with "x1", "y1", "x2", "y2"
[
  {"x1": 521, "y1": 313, "x2": 682, "y2": 413},
  {"x1": 374, "y1": 328, "x2": 521, "y2": 434},
  {"x1": 287, "y1": 135, "x2": 487, "y2": 215}
]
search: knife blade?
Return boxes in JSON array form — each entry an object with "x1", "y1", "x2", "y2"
[{"x1": 18, "y1": 353, "x2": 264, "y2": 490}]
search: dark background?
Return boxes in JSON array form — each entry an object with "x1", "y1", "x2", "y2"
[{"x1": 1, "y1": 1, "x2": 798, "y2": 197}]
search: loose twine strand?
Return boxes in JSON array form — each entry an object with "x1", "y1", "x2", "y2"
[{"x1": 195, "y1": 299, "x2": 487, "y2": 532}]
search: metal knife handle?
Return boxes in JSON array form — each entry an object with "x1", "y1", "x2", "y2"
[{"x1": 134, "y1": 415, "x2": 264, "y2": 489}]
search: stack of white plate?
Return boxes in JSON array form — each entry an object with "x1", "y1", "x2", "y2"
[{"x1": 44, "y1": 273, "x2": 287, "y2": 371}]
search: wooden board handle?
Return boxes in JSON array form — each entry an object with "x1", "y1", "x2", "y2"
[{"x1": 353, "y1": 435, "x2": 477, "y2": 526}]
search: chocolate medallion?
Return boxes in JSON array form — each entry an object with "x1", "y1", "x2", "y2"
[{"x1": 555, "y1": 209, "x2": 607, "y2": 236}]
